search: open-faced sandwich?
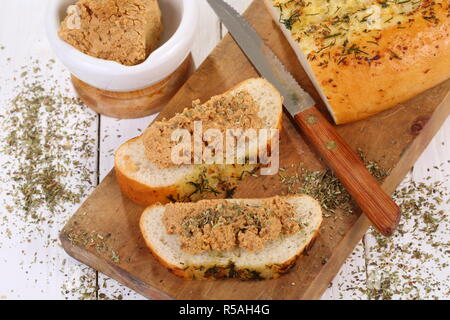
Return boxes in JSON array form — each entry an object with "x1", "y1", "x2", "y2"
[
  {"x1": 140, "y1": 195, "x2": 322, "y2": 280},
  {"x1": 115, "y1": 78, "x2": 283, "y2": 206}
]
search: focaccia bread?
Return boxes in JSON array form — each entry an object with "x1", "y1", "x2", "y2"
[{"x1": 265, "y1": 0, "x2": 450, "y2": 124}]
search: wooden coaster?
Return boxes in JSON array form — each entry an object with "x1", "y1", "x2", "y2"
[{"x1": 71, "y1": 56, "x2": 192, "y2": 119}]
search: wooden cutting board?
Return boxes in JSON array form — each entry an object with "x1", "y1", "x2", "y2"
[{"x1": 60, "y1": 0, "x2": 450, "y2": 300}]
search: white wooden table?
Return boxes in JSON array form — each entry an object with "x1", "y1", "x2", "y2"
[{"x1": 0, "y1": 0, "x2": 448, "y2": 300}]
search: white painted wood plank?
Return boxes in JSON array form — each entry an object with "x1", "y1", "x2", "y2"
[
  {"x1": 321, "y1": 240, "x2": 368, "y2": 300},
  {"x1": 98, "y1": 116, "x2": 156, "y2": 182},
  {"x1": 0, "y1": 0, "x2": 99, "y2": 299},
  {"x1": 227, "y1": 0, "x2": 253, "y2": 13},
  {"x1": 191, "y1": 0, "x2": 223, "y2": 68},
  {"x1": 220, "y1": 0, "x2": 253, "y2": 37},
  {"x1": 363, "y1": 116, "x2": 450, "y2": 300},
  {"x1": 412, "y1": 116, "x2": 450, "y2": 182}
]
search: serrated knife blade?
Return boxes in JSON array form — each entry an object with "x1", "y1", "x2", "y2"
[
  {"x1": 206, "y1": 0, "x2": 314, "y2": 117},
  {"x1": 207, "y1": 0, "x2": 401, "y2": 237}
]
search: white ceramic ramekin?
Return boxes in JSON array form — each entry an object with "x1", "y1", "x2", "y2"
[{"x1": 46, "y1": 0, "x2": 198, "y2": 92}]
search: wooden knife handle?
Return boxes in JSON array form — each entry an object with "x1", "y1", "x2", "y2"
[{"x1": 294, "y1": 106, "x2": 401, "y2": 236}]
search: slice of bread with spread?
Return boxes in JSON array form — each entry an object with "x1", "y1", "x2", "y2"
[
  {"x1": 140, "y1": 194, "x2": 322, "y2": 280},
  {"x1": 115, "y1": 78, "x2": 283, "y2": 206},
  {"x1": 265, "y1": 0, "x2": 450, "y2": 124}
]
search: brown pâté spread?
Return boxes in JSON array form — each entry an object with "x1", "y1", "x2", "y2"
[
  {"x1": 143, "y1": 90, "x2": 265, "y2": 168},
  {"x1": 163, "y1": 197, "x2": 301, "y2": 254},
  {"x1": 59, "y1": 0, "x2": 162, "y2": 66}
]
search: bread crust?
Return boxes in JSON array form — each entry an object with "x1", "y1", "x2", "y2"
[
  {"x1": 114, "y1": 137, "x2": 185, "y2": 206},
  {"x1": 115, "y1": 142, "x2": 261, "y2": 206},
  {"x1": 139, "y1": 195, "x2": 322, "y2": 280},
  {"x1": 265, "y1": 0, "x2": 450, "y2": 124},
  {"x1": 142, "y1": 232, "x2": 319, "y2": 281}
]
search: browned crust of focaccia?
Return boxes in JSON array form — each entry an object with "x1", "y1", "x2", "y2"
[
  {"x1": 139, "y1": 195, "x2": 322, "y2": 281},
  {"x1": 265, "y1": 0, "x2": 450, "y2": 124}
]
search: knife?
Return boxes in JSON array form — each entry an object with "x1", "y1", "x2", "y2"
[{"x1": 207, "y1": 0, "x2": 401, "y2": 236}]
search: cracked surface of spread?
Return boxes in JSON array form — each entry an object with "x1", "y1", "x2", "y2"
[
  {"x1": 143, "y1": 90, "x2": 265, "y2": 168},
  {"x1": 163, "y1": 197, "x2": 302, "y2": 254},
  {"x1": 272, "y1": 0, "x2": 442, "y2": 58},
  {"x1": 59, "y1": 0, "x2": 163, "y2": 66}
]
